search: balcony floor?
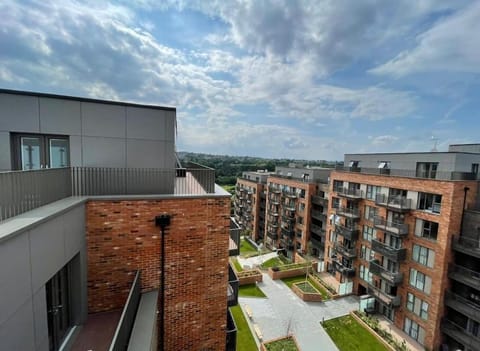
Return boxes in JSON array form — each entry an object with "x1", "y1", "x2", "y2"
[
  {"x1": 71, "y1": 310, "x2": 122, "y2": 351},
  {"x1": 377, "y1": 316, "x2": 424, "y2": 351}
]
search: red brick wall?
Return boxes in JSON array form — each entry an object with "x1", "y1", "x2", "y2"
[{"x1": 86, "y1": 197, "x2": 230, "y2": 351}]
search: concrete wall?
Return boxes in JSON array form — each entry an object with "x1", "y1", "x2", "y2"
[
  {"x1": 0, "y1": 204, "x2": 88, "y2": 351},
  {"x1": 449, "y1": 144, "x2": 480, "y2": 153},
  {"x1": 0, "y1": 92, "x2": 176, "y2": 171},
  {"x1": 275, "y1": 166, "x2": 331, "y2": 183}
]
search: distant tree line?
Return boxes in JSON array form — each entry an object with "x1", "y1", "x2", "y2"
[{"x1": 178, "y1": 151, "x2": 335, "y2": 185}]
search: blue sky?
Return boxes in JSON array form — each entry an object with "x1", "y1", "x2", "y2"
[{"x1": 1, "y1": 0, "x2": 479, "y2": 160}]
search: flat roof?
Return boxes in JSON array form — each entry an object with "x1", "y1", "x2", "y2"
[{"x1": 0, "y1": 88, "x2": 176, "y2": 112}]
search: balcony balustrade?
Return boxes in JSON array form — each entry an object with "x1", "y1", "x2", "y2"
[
  {"x1": 335, "y1": 206, "x2": 360, "y2": 219},
  {"x1": 311, "y1": 223, "x2": 325, "y2": 237},
  {"x1": 367, "y1": 284, "x2": 401, "y2": 307},
  {"x1": 335, "y1": 224, "x2": 359, "y2": 241},
  {"x1": 452, "y1": 236, "x2": 480, "y2": 259},
  {"x1": 371, "y1": 239, "x2": 406, "y2": 262},
  {"x1": 441, "y1": 318, "x2": 480, "y2": 351},
  {"x1": 228, "y1": 264, "x2": 239, "y2": 307},
  {"x1": 284, "y1": 203, "x2": 296, "y2": 211},
  {"x1": 311, "y1": 195, "x2": 327, "y2": 206},
  {"x1": 337, "y1": 187, "x2": 363, "y2": 199},
  {"x1": 282, "y1": 189, "x2": 297, "y2": 199},
  {"x1": 444, "y1": 291, "x2": 480, "y2": 323},
  {"x1": 449, "y1": 264, "x2": 480, "y2": 289},
  {"x1": 268, "y1": 185, "x2": 281, "y2": 194},
  {"x1": 368, "y1": 260, "x2": 403, "y2": 285},
  {"x1": 311, "y1": 209, "x2": 326, "y2": 220},
  {"x1": 333, "y1": 241, "x2": 357, "y2": 259},
  {"x1": 331, "y1": 258, "x2": 355, "y2": 277},
  {"x1": 373, "y1": 216, "x2": 408, "y2": 236},
  {"x1": 375, "y1": 194, "x2": 412, "y2": 212}
]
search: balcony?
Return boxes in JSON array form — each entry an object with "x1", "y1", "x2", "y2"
[
  {"x1": 268, "y1": 185, "x2": 281, "y2": 194},
  {"x1": 331, "y1": 258, "x2": 355, "y2": 277},
  {"x1": 335, "y1": 206, "x2": 360, "y2": 219},
  {"x1": 334, "y1": 241, "x2": 357, "y2": 259},
  {"x1": 335, "y1": 166, "x2": 476, "y2": 181},
  {"x1": 449, "y1": 264, "x2": 480, "y2": 290},
  {"x1": 226, "y1": 308, "x2": 237, "y2": 351},
  {"x1": 281, "y1": 228, "x2": 294, "y2": 239},
  {"x1": 268, "y1": 207, "x2": 279, "y2": 216},
  {"x1": 373, "y1": 216, "x2": 408, "y2": 237},
  {"x1": 335, "y1": 224, "x2": 359, "y2": 241},
  {"x1": 228, "y1": 264, "x2": 239, "y2": 307},
  {"x1": 280, "y1": 238, "x2": 294, "y2": 250},
  {"x1": 337, "y1": 187, "x2": 363, "y2": 200},
  {"x1": 369, "y1": 260, "x2": 403, "y2": 285},
  {"x1": 311, "y1": 209, "x2": 326, "y2": 221},
  {"x1": 375, "y1": 194, "x2": 412, "y2": 212},
  {"x1": 311, "y1": 223, "x2": 325, "y2": 237},
  {"x1": 229, "y1": 219, "x2": 240, "y2": 256},
  {"x1": 452, "y1": 236, "x2": 480, "y2": 259},
  {"x1": 371, "y1": 239, "x2": 406, "y2": 262},
  {"x1": 367, "y1": 284, "x2": 401, "y2": 307},
  {"x1": 284, "y1": 203, "x2": 296, "y2": 211},
  {"x1": 0, "y1": 165, "x2": 217, "y2": 222},
  {"x1": 311, "y1": 195, "x2": 327, "y2": 206},
  {"x1": 267, "y1": 229, "x2": 278, "y2": 240},
  {"x1": 269, "y1": 196, "x2": 280, "y2": 205},
  {"x1": 441, "y1": 318, "x2": 480, "y2": 351},
  {"x1": 444, "y1": 291, "x2": 480, "y2": 324},
  {"x1": 282, "y1": 189, "x2": 297, "y2": 199}
]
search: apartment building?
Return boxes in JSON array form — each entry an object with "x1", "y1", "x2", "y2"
[
  {"x1": 0, "y1": 89, "x2": 237, "y2": 351},
  {"x1": 233, "y1": 170, "x2": 270, "y2": 243},
  {"x1": 265, "y1": 166, "x2": 330, "y2": 261},
  {"x1": 325, "y1": 147, "x2": 480, "y2": 350}
]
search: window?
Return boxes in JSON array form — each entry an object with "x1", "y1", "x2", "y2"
[
  {"x1": 332, "y1": 197, "x2": 340, "y2": 209},
  {"x1": 359, "y1": 265, "x2": 373, "y2": 284},
  {"x1": 297, "y1": 216, "x2": 304, "y2": 225},
  {"x1": 404, "y1": 318, "x2": 426, "y2": 345},
  {"x1": 409, "y1": 268, "x2": 432, "y2": 293},
  {"x1": 349, "y1": 160, "x2": 359, "y2": 168},
  {"x1": 415, "y1": 219, "x2": 439, "y2": 241},
  {"x1": 416, "y1": 162, "x2": 438, "y2": 179},
  {"x1": 11, "y1": 133, "x2": 70, "y2": 170},
  {"x1": 366, "y1": 185, "x2": 381, "y2": 200},
  {"x1": 333, "y1": 180, "x2": 343, "y2": 192},
  {"x1": 472, "y1": 163, "x2": 479, "y2": 177},
  {"x1": 299, "y1": 203, "x2": 305, "y2": 212},
  {"x1": 363, "y1": 225, "x2": 375, "y2": 242},
  {"x1": 406, "y1": 293, "x2": 429, "y2": 320},
  {"x1": 417, "y1": 192, "x2": 442, "y2": 214},
  {"x1": 412, "y1": 244, "x2": 435, "y2": 268},
  {"x1": 364, "y1": 205, "x2": 378, "y2": 221},
  {"x1": 378, "y1": 161, "x2": 390, "y2": 169},
  {"x1": 360, "y1": 245, "x2": 373, "y2": 260}
]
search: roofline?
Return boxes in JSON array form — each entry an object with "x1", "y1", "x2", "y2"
[
  {"x1": 345, "y1": 151, "x2": 480, "y2": 156},
  {"x1": 0, "y1": 88, "x2": 176, "y2": 112},
  {"x1": 449, "y1": 143, "x2": 480, "y2": 146}
]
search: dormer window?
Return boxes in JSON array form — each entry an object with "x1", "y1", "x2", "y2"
[
  {"x1": 349, "y1": 161, "x2": 359, "y2": 168},
  {"x1": 378, "y1": 161, "x2": 390, "y2": 169}
]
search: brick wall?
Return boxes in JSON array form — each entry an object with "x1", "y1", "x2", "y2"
[{"x1": 86, "y1": 197, "x2": 230, "y2": 351}]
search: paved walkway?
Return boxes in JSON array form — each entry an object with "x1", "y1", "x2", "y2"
[
  {"x1": 236, "y1": 251, "x2": 278, "y2": 269},
  {"x1": 239, "y1": 273, "x2": 359, "y2": 351}
]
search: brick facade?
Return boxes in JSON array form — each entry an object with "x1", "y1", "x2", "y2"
[
  {"x1": 86, "y1": 197, "x2": 230, "y2": 351},
  {"x1": 325, "y1": 170, "x2": 478, "y2": 350}
]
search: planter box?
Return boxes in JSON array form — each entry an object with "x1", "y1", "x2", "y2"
[
  {"x1": 308, "y1": 274, "x2": 340, "y2": 299},
  {"x1": 292, "y1": 282, "x2": 323, "y2": 302},
  {"x1": 268, "y1": 266, "x2": 310, "y2": 280},
  {"x1": 261, "y1": 335, "x2": 300, "y2": 351},
  {"x1": 237, "y1": 269, "x2": 263, "y2": 286},
  {"x1": 350, "y1": 312, "x2": 396, "y2": 351}
]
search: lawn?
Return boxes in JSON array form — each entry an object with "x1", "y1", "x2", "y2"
[
  {"x1": 259, "y1": 255, "x2": 289, "y2": 269},
  {"x1": 240, "y1": 238, "x2": 258, "y2": 256},
  {"x1": 239, "y1": 284, "x2": 266, "y2": 298},
  {"x1": 230, "y1": 305, "x2": 258, "y2": 351},
  {"x1": 264, "y1": 337, "x2": 298, "y2": 351},
  {"x1": 322, "y1": 315, "x2": 388, "y2": 351},
  {"x1": 231, "y1": 257, "x2": 244, "y2": 272},
  {"x1": 281, "y1": 276, "x2": 330, "y2": 300}
]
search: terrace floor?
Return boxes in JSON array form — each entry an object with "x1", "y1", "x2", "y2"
[{"x1": 71, "y1": 310, "x2": 122, "y2": 351}]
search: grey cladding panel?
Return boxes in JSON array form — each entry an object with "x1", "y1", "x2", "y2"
[
  {"x1": 39, "y1": 97, "x2": 81, "y2": 135},
  {"x1": 0, "y1": 233, "x2": 32, "y2": 326},
  {"x1": 126, "y1": 139, "x2": 166, "y2": 168},
  {"x1": 0, "y1": 299, "x2": 36, "y2": 351},
  {"x1": 64, "y1": 206, "x2": 86, "y2": 261},
  {"x1": 164, "y1": 111, "x2": 176, "y2": 142},
  {"x1": 32, "y1": 287, "x2": 48, "y2": 349},
  {"x1": 0, "y1": 132, "x2": 11, "y2": 171},
  {"x1": 29, "y1": 217, "x2": 66, "y2": 291},
  {"x1": 82, "y1": 136, "x2": 126, "y2": 168},
  {"x1": 0, "y1": 93, "x2": 39, "y2": 133},
  {"x1": 69, "y1": 135, "x2": 83, "y2": 167},
  {"x1": 82, "y1": 102, "x2": 126, "y2": 138},
  {"x1": 126, "y1": 107, "x2": 166, "y2": 140}
]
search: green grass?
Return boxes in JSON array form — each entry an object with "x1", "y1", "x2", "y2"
[
  {"x1": 264, "y1": 337, "x2": 298, "y2": 351},
  {"x1": 238, "y1": 284, "x2": 266, "y2": 298},
  {"x1": 322, "y1": 315, "x2": 388, "y2": 351},
  {"x1": 281, "y1": 276, "x2": 330, "y2": 300},
  {"x1": 259, "y1": 255, "x2": 290, "y2": 269},
  {"x1": 222, "y1": 184, "x2": 236, "y2": 194},
  {"x1": 295, "y1": 281, "x2": 317, "y2": 293},
  {"x1": 231, "y1": 257, "x2": 244, "y2": 272},
  {"x1": 240, "y1": 238, "x2": 258, "y2": 256},
  {"x1": 230, "y1": 305, "x2": 258, "y2": 351}
]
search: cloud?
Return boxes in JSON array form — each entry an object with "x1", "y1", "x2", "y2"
[
  {"x1": 371, "y1": 2, "x2": 480, "y2": 76},
  {"x1": 369, "y1": 135, "x2": 399, "y2": 146}
]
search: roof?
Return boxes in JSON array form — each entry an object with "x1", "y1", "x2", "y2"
[{"x1": 0, "y1": 88, "x2": 176, "y2": 112}]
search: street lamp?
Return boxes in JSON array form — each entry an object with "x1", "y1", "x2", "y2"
[{"x1": 155, "y1": 214, "x2": 171, "y2": 351}]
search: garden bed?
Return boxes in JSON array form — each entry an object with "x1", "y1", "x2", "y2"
[
  {"x1": 236, "y1": 268, "x2": 263, "y2": 286},
  {"x1": 292, "y1": 281, "x2": 323, "y2": 302},
  {"x1": 261, "y1": 336, "x2": 300, "y2": 351},
  {"x1": 267, "y1": 262, "x2": 312, "y2": 280},
  {"x1": 239, "y1": 284, "x2": 266, "y2": 298},
  {"x1": 308, "y1": 274, "x2": 339, "y2": 299}
]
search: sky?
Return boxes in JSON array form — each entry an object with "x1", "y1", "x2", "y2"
[{"x1": 1, "y1": 0, "x2": 480, "y2": 160}]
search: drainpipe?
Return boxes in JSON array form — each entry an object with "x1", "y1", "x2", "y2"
[
  {"x1": 460, "y1": 187, "x2": 469, "y2": 237},
  {"x1": 156, "y1": 214, "x2": 171, "y2": 351}
]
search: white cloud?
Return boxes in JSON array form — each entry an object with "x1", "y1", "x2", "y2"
[
  {"x1": 371, "y1": 2, "x2": 480, "y2": 76},
  {"x1": 369, "y1": 135, "x2": 399, "y2": 146}
]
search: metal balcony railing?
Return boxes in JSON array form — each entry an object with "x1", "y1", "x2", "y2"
[
  {"x1": 368, "y1": 260, "x2": 403, "y2": 285},
  {"x1": 229, "y1": 219, "x2": 241, "y2": 257},
  {"x1": 375, "y1": 194, "x2": 412, "y2": 212},
  {"x1": 284, "y1": 203, "x2": 296, "y2": 211},
  {"x1": 373, "y1": 216, "x2": 408, "y2": 236},
  {"x1": 337, "y1": 187, "x2": 363, "y2": 199},
  {"x1": 335, "y1": 224, "x2": 359, "y2": 241},
  {"x1": 441, "y1": 318, "x2": 480, "y2": 351},
  {"x1": 311, "y1": 195, "x2": 327, "y2": 206},
  {"x1": 268, "y1": 185, "x2": 281, "y2": 194},
  {"x1": 311, "y1": 209, "x2": 326, "y2": 220},
  {"x1": 452, "y1": 236, "x2": 480, "y2": 258},
  {"x1": 333, "y1": 242, "x2": 357, "y2": 258},
  {"x1": 335, "y1": 206, "x2": 360, "y2": 219},
  {"x1": 311, "y1": 223, "x2": 325, "y2": 236},
  {"x1": 282, "y1": 189, "x2": 297, "y2": 198},
  {"x1": 444, "y1": 291, "x2": 480, "y2": 323},
  {"x1": 367, "y1": 284, "x2": 401, "y2": 307},
  {"x1": 331, "y1": 258, "x2": 355, "y2": 277},
  {"x1": 371, "y1": 239, "x2": 406, "y2": 262},
  {"x1": 228, "y1": 264, "x2": 239, "y2": 307},
  {"x1": 226, "y1": 308, "x2": 237, "y2": 351},
  {"x1": 448, "y1": 264, "x2": 480, "y2": 289}
]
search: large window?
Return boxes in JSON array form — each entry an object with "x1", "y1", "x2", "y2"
[
  {"x1": 359, "y1": 265, "x2": 373, "y2": 284},
  {"x1": 404, "y1": 318, "x2": 426, "y2": 345},
  {"x1": 360, "y1": 245, "x2": 373, "y2": 261},
  {"x1": 363, "y1": 225, "x2": 375, "y2": 242},
  {"x1": 333, "y1": 180, "x2": 344, "y2": 192},
  {"x1": 412, "y1": 244, "x2": 435, "y2": 268},
  {"x1": 416, "y1": 162, "x2": 438, "y2": 179},
  {"x1": 417, "y1": 192, "x2": 442, "y2": 214},
  {"x1": 364, "y1": 205, "x2": 378, "y2": 221},
  {"x1": 409, "y1": 268, "x2": 432, "y2": 294},
  {"x1": 415, "y1": 219, "x2": 439, "y2": 241},
  {"x1": 11, "y1": 133, "x2": 70, "y2": 170},
  {"x1": 406, "y1": 293, "x2": 429, "y2": 320},
  {"x1": 366, "y1": 185, "x2": 381, "y2": 200}
]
